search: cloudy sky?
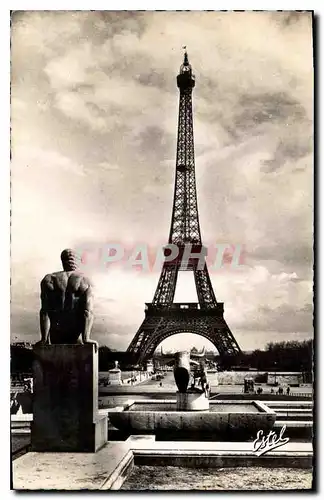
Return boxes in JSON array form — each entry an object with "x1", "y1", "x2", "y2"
[{"x1": 11, "y1": 11, "x2": 313, "y2": 352}]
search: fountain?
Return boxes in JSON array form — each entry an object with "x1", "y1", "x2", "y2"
[{"x1": 109, "y1": 350, "x2": 276, "y2": 440}]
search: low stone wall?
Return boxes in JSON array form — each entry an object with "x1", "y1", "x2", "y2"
[
  {"x1": 267, "y1": 373, "x2": 303, "y2": 385},
  {"x1": 99, "y1": 371, "x2": 151, "y2": 386},
  {"x1": 218, "y1": 371, "x2": 303, "y2": 385},
  {"x1": 217, "y1": 371, "x2": 264, "y2": 385}
]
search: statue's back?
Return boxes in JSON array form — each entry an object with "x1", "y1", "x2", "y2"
[{"x1": 42, "y1": 271, "x2": 89, "y2": 343}]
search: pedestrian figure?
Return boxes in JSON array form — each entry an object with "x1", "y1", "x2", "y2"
[
  {"x1": 286, "y1": 386, "x2": 290, "y2": 396},
  {"x1": 10, "y1": 392, "x2": 20, "y2": 415}
]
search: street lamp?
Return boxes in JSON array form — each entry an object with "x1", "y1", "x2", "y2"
[
  {"x1": 300, "y1": 363, "x2": 304, "y2": 384},
  {"x1": 274, "y1": 362, "x2": 277, "y2": 386}
]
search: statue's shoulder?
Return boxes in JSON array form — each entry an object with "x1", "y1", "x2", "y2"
[
  {"x1": 80, "y1": 273, "x2": 93, "y2": 290},
  {"x1": 41, "y1": 273, "x2": 54, "y2": 286},
  {"x1": 41, "y1": 272, "x2": 68, "y2": 288},
  {"x1": 40, "y1": 273, "x2": 56, "y2": 294},
  {"x1": 68, "y1": 271, "x2": 93, "y2": 289}
]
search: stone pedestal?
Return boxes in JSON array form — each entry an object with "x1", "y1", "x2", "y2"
[
  {"x1": 32, "y1": 344, "x2": 107, "y2": 452},
  {"x1": 108, "y1": 361, "x2": 122, "y2": 386},
  {"x1": 146, "y1": 361, "x2": 154, "y2": 373},
  {"x1": 176, "y1": 391, "x2": 210, "y2": 411}
]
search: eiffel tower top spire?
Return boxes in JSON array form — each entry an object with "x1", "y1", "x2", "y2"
[
  {"x1": 181, "y1": 45, "x2": 189, "y2": 62},
  {"x1": 177, "y1": 49, "x2": 195, "y2": 90},
  {"x1": 182, "y1": 47, "x2": 189, "y2": 66}
]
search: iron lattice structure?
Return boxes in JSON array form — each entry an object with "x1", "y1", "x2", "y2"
[{"x1": 126, "y1": 52, "x2": 241, "y2": 365}]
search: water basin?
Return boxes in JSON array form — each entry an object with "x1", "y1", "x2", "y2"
[
  {"x1": 109, "y1": 399, "x2": 276, "y2": 441},
  {"x1": 129, "y1": 403, "x2": 260, "y2": 412}
]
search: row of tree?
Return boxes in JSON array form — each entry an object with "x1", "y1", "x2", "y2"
[
  {"x1": 216, "y1": 339, "x2": 313, "y2": 372},
  {"x1": 10, "y1": 339, "x2": 313, "y2": 375}
]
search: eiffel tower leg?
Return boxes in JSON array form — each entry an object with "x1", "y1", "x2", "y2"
[
  {"x1": 194, "y1": 264, "x2": 217, "y2": 309},
  {"x1": 208, "y1": 320, "x2": 241, "y2": 356},
  {"x1": 152, "y1": 265, "x2": 178, "y2": 306},
  {"x1": 126, "y1": 316, "x2": 166, "y2": 365}
]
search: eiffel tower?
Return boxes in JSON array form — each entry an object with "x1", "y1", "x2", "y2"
[{"x1": 126, "y1": 51, "x2": 241, "y2": 365}]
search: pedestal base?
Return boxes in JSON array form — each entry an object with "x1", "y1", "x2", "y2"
[
  {"x1": 32, "y1": 344, "x2": 108, "y2": 452},
  {"x1": 108, "y1": 368, "x2": 122, "y2": 385},
  {"x1": 176, "y1": 391, "x2": 210, "y2": 411},
  {"x1": 108, "y1": 369, "x2": 122, "y2": 385},
  {"x1": 32, "y1": 413, "x2": 107, "y2": 453}
]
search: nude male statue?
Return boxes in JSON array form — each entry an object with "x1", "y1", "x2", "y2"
[{"x1": 35, "y1": 249, "x2": 98, "y2": 352}]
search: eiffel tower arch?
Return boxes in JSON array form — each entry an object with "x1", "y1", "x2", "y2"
[{"x1": 126, "y1": 52, "x2": 241, "y2": 365}]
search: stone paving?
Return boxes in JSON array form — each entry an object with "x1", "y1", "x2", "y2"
[
  {"x1": 121, "y1": 466, "x2": 313, "y2": 490},
  {"x1": 13, "y1": 437, "x2": 313, "y2": 490},
  {"x1": 12, "y1": 442, "x2": 131, "y2": 490}
]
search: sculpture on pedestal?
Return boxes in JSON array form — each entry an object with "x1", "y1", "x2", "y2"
[
  {"x1": 108, "y1": 360, "x2": 122, "y2": 385},
  {"x1": 174, "y1": 350, "x2": 210, "y2": 397},
  {"x1": 32, "y1": 250, "x2": 107, "y2": 452},
  {"x1": 173, "y1": 351, "x2": 191, "y2": 393},
  {"x1": 173, "y1": 349, "x2": 210, "y2": 410},
  {"x1": 35, "y1": 249, "x2": 98, "y2": 351},
  {"x1": 192, "y1": 359, "x2": 210, "y2": 397}
]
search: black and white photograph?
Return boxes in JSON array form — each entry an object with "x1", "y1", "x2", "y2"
[{"x1": 10, "y1": 9, "x2": 314, "y2": 491}]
